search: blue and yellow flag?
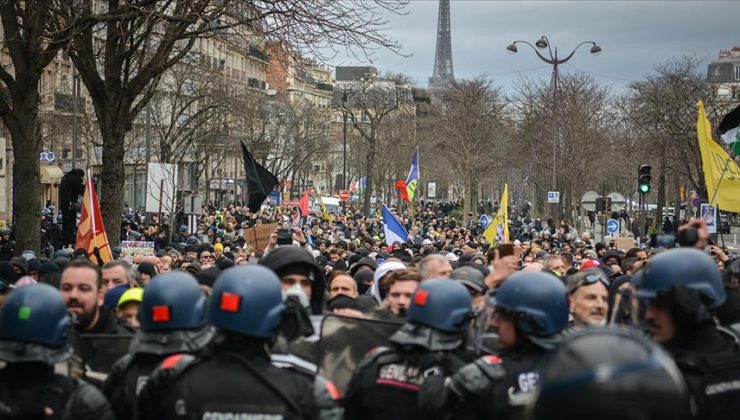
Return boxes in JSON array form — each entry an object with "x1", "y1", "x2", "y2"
[{"x1": 405, "y1": 148, "x2": 419, "y2": 201}]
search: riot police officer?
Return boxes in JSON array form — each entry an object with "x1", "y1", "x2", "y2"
[
  {"x1": 0, "y1": 283, "x2": 115, "y2": 419},
  {"x1": 344, "y1": 279, "x2": 474, "y2": 420},
  {"x1": 420, "y1": 271, "x2": 570, "y2": 419},
  {"x1": 103, "y1": 271, "x2": 213, "y2": 420},
  {"x1": 633, "y1": 247, "x2": 740, "y2": 420},
  {"x1": 137, "y1": 265, "x2": 336, "y2": 419},
  {"x1": 531, "y1": 327, "x2": 687, "y2": 420}
]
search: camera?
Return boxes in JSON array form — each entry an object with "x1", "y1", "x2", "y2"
[
  {"x1": 277, "y1": 228, "x2": 293, "y2": 245},
  {"x1": 650, "y1": 227, "x2": 699, "y2": 249}
]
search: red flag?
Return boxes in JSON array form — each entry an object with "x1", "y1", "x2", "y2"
[
  {"x1": 395, "y1": 179, "x2": 410, "y2": 203},
  {"x1": 299, "y1": 191, "x2": 310, "y2": 217},
  {"x1": 75, "y1": 171, "x2": 113, "y2": 263}
]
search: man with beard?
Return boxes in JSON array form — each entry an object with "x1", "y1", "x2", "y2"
[
  {"x1": 60, "y1": 259, "x2": 134, "y2": 334},
  {"x1": 566, "y1": 268, "x2": 609, "y2": 329}
]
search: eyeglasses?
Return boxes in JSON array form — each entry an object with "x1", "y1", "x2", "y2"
[{"x1": 200, "y1": 255, "x2": 214, "y2": 260}]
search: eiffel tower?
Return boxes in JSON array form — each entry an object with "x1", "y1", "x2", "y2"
[{"x1": 428, "y1": 0, "x2": 454, "y2": 93}]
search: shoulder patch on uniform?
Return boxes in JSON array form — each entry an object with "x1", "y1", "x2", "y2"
[
  {"x1": 161, "y1": 353, "x2": 185, "y2": 370},
  {"x1": 482, "y1": 355, "x2": 502, "y2": 365},
  {"x1": 358, "y1": 346, "x2": 393, "y2": 370},
  {"x1": 325, "y1": 380, "x2": 341, "y2": 400}
]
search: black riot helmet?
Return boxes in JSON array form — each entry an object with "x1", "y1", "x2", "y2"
[{"x1": 532, "y1": 327, "x2": 687, "y2": 420}]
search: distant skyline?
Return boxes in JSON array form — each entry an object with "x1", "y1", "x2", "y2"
[{"x1": 328, "y1": 1, "x2": 740, "y2": 94}]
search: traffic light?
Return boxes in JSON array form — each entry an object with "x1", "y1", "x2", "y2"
[{"x1": 638, "y1": 165, "x2": 652, "y2": 194}]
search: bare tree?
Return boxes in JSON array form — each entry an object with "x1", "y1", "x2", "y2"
[
  {"x1": 0, "y1": 1, "x2": 83, "y2": 253},
  {"x1": 623, "y1": 56, "x2": 717, "y2": 222},
  {"x1": 60, "y1": 0, "x2": 407, "y2": 245},
  {"x1": 336, "y1": 72, "x2": 413, "y2": 212},
  {"x1": 511, "y1": 73, "x2": 618, "y2": 222},
  {"x1": 430, "y1": 78, "x2": 509, "y2": 223}
]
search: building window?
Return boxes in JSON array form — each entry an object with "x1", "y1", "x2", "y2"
[
  {"x1": 714, "y1": 66, "x2": 719, "y2": 76},
  {"x1": 735, "y1": 65, "x2": 740, "y2": 81}
]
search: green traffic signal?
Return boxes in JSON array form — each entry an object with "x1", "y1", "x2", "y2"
[{"x1": 638, "y1": 164, "x2": 652, "y2": 195}]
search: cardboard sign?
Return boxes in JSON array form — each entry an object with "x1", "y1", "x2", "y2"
[
  {"x1": 244, "y1": 223, "x2": 279, "y2": 251},
  {"x1": 615, "y1": 237, "x2": 635, "y2": 251},
  {"x1": 120, "y1": 241, "x2": 155, "y2": 257}
]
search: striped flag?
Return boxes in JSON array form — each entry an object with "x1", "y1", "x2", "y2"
[
  {"x1": 719, "y1": 103, "x2": 740, "y2": 155},
  {"x1": 381, "y1": 204, "x2": 408, "y2": 244},
  {"x1": 405, "y1": 148, "x2": 419, "y2": 201},
  {"x1": 75, "y1": 171, "x2": 113, "y2": 263}
]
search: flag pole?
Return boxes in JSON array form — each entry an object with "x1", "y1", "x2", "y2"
[
  {"x1": 88, "y1": 170, "x2": 98, "y2": 253},
  {"x1": 708, "y1": 152, "x2": 737, "y2": 208}
]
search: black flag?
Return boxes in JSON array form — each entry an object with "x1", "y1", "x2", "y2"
[{"x1": 241, "y1": 141, "x2": 278, "y2": 212}]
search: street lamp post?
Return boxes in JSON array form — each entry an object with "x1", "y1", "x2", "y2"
[
  {"x1": 507, "y1": 36, "x2": 601, "y2": 225},
  {"x1": 342, "y1": 91, "x2": 348, "y2": 192}
]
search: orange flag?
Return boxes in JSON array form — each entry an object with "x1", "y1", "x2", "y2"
[{"x1": 75, "y1": 171, "x2": 113, "y2": 263}]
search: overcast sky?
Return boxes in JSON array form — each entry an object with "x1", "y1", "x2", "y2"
[{"x1": 329, "y1": 0, "x2": 740, "y2": 94}]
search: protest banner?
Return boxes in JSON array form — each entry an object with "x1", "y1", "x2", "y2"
[
  {"x1": 120, "y1": 241, "x2": 155, "y2": 259},
  {"x1": 244, "y1": 223, "x2": 279, "y2": 251}
]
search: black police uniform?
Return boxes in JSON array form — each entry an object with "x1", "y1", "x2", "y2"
[
  {"x1": 0, "y1": 362, "x2": 114, "y2": 420},
  {"x1": 420, "y1": 345, "x2": 546, "y2": 420},
  {"x1": 344, "y1": 343, "x2": 470, "y2": 420},
  {"x1": 104, "y1": 353, "x2": 166, "y2": 420},
  {"x1": 665, "y1": 321, "x2": 740, "y2": 420},
  {"x1": 138, "y1": 344, "x2": 318, "y2": 419}
]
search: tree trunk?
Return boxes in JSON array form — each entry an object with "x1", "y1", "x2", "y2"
[
  {"x1": 656, "y1": 150, "x2": 667, "y2": 231},
  {"x1": 3, "y1": 73, "x2": 43, "y2": 255},
  {"x1": 98, "y1": 111, "x2": 128, "y2": 247},
  {"x1": 10, "y1": 117, "x2": 42, "y2": 255},
  {"x1": 363, "y1": 130, "x2": 376, "y2": 214},
  {"x1": 462, "y1": 176, "x2": 472, "y2": 226}
]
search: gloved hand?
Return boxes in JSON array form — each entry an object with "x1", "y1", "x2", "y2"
[
  {"x1": 419, "y1": 352, "x2": 467, "y2": 377},
  {"x1": 279, "y1": 295, "x2": 315, "y2": 341}
]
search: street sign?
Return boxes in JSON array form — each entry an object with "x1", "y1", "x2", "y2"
[
  {"x1": 606, "y1": 218, "x2": 619, "y2": 234},
  {"x1": 547, "y1": 191, "x2": 560, "y2": 204},
  {"x1": 479, "y1": 214, "x2": 491, "y2": 229},
  {"x1": 339, "y1": 190, "x2": 350, "y2": 201}
]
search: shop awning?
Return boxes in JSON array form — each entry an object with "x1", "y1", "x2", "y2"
[{"x1": 40, "y1": 165, "x2": 64, "y2": 184}]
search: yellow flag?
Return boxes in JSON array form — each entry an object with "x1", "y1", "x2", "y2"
[
  {"x1": 312, "y1": 187, "x2": 332, "y2": 222},
  {"x1": 484, "y1": 184, "x2": 509, "y2": 244},
  {"x1": 697, "y1": 101, "x2": 740, "y2": 212}
]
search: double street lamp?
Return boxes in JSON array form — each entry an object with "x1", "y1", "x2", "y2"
[{"x1": 507, "y1": 36, "x2": 601, "y2": 224}]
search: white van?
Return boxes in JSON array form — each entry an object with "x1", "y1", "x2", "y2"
[{"x1": 311, "y1": 197, "x2": 341, "y2": 214}]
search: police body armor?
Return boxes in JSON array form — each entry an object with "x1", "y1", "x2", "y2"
[
  {"x1": 103, "y1": 353, "x2": 163, "y2": 420},
  {"x1": 344, "y1": 280, "x2": 474, "y2": 420},
  {"x1": 448, "y1": 349, "x2": 543, "y2": 420},
  {"x1": 0, "y1": 362, "x2": 114, "y2": 420},
  {"x1": 137, "y1": 348, "x2": 318, "y2": 420},
  {"x1": 344, "y1": 344, "x2": 469, "y2": 420}
]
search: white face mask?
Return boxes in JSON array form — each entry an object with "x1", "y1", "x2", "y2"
[{"x1": 283, "y1": 283, "x2": 310, "y2": 308}]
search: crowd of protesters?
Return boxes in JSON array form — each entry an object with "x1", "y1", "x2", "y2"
[{"x1": 0, "y1": 199, "x2": 739, "y2": 419}]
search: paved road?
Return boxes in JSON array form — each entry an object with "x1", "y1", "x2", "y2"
[{"x1": 718, "y1": 226, "x2": 740, "y2": 251}]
